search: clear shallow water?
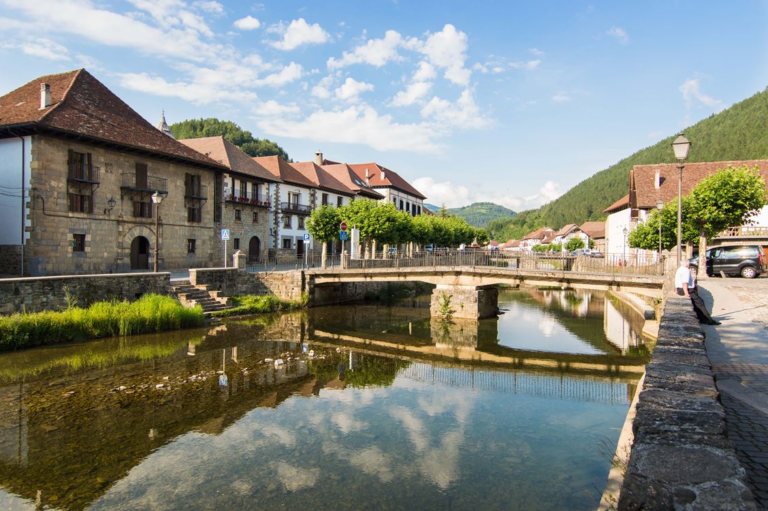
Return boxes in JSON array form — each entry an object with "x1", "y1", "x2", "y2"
[{"x1": 0, "y1": 288, "x2": 649, "y2": 511}]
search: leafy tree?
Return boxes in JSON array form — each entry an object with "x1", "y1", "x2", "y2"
[
  {"x1": 437, "y1": 203, "x2": 451, "y2": 218},
  {"x1": 170, "y1": 118, "x2": 291, "y2": 160},
  {"x1": 474, "y1": 228, "x2": 490, "y2": 245},
  {"x1": 550, "y1": 242, "x2": 563, "y2": 252},
  {"x1": 532, "y1": 244, "x2": 549, "y2": 252},
  {"x1": 411, "y1": 215, "x2": 434, "y2": 246},
  {"x1": 565, "y1": 238, "x2": 585, "y2": 251},
  {"x1": 629, "y1": 199, "x2": 699, "y2": 251},
  {"x1": 307, "y1": 205, "x2": 341, "y2": 267}
]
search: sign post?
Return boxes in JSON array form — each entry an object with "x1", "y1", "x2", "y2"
[
  {"x1": 303, "y1": 233, "x2": 310, "y2": 270},
  {"x1": 340, "y1": 222, "x2": 348, "y2": 263},
  {"x1": 221, "y1": 229, "x2": 230, "y2": 267}
]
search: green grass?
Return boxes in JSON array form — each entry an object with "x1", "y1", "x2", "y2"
[
  {"x1": 209, "y1": 294, "x2": 306, "y2": 318},
  {"x1": 0, "y1": 294, "x2": 205, "y2": 352}
]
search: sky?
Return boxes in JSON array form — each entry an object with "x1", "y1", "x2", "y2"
[{"x1": 1, "y1": 0, "x2": 767, "y2": 211}]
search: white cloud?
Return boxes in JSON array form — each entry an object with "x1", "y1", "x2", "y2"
[
  {"x1": 412, "y1": 61, "x2": 436, "y2": 82},
  {"x1": 118, "y1": 72, "x2": 257, "y2": 105},
  {"x1": 233, "y1": 15, "x2": 260, "y2": 30},
  {"x1": 529, "y1": 47, "x2": 545, "y2": 56},
  {"x1": 391, "y1": 81, "x2": 433, "y2": 106},
  {"x1": 551, "y1": 93, "x2": 571, "y2": 102},
  {"x1": 421, "y1": 89, "x2": 490, "y2": 129},
  {"x1": 327, "y1": 30, "x2": 410, "y2": 69},
  {"x1": 268, "y1": 18, "x2": 329, "y2": 51},
  {"x1": 334, "y1": 77, "x2": 374, "y2": 102},
  {"x1": 412, "y1": 177, "x2": 563, "y2": 211},
  {"x1": 253, "y1": 100, "x2": 301, "y2": 117},
  {"x1": 2, "y1": 38, "x2": 71, "y2": 60},
  {"x1": 536, "y1": 180, "x2": 562, "y2": 203},
  {"x1": 254, "y1": 62, "x2": 303, "y2": 87},
  {"x1": 311, "y1": 75, "x2": 334, "y2": 98},
  {"x1": 420, "y1": 24, "x2": 471, "y2": 86},
  {"x1": 128, "y1": 0, "x2": 214, "y2": 37},
  {"x1": 606, "y1": 26, "x2": 629, "y2": 45},
  {"x1": 193, "y1": 1, "x2": 224, "y2": 14},
  {"x1": 679, "y1": 78, "x2": 726, "y2": 111},
  {"x1": 510, "y1": 59, "x2": 541, "y2": 70}
]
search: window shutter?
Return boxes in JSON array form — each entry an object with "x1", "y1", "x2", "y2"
[
  {"x1": 185, "y1": 174, "x2": 192, "y2": 196},
  {"x1": 87, "y1": 153, "x2": 93, "y2": 180},
  {"x1": 88, "y1": 193, "x2": 94, "y2": 213}
]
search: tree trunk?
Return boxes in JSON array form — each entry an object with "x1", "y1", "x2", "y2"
[
  {"x1": 698, "y1": 231, "x2": 708, "y2": 279},
  {"x1": 372, "y1": 239, "x2": 377, "y2": 259},
  {"x1": 321, "y1": 241, "x2": 328, "y2": 269}
]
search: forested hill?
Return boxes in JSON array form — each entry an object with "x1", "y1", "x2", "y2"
[
  {"x1": 447, "y1": 202, "x2": 516, "y2": 228},
  {"x1": 170, "y1": 118, "x2": 290, "y2": 161},
  {"x1": 488, "y1": 86, "x2": 768, "y2": 242}
]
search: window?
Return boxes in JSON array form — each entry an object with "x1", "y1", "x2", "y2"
[
  {"x1": 187, "y1": 239, "x2": 196, "y2": 254},
  {"x1": 188, "y1": 206, "x2": 201, "y2": 223},
  {"x1": 235, "y1": 209, "x2": 242, "y2": 222},
  {"x1": 234, "y1": 238, "x2": 240, "y2": 250},
  {"x1": 298, "y1": 216, "x2": 305, "y2": 229},
  {"x1": 284, "y1": 215, "x2": 292, "y2": 229},
  {"x1": 322, "y1": 193, "x2": 329, "y2": 205},
  {"x1": 73, "y1": 234, "x2": 85, "y2": 252},
  {"x1": 240, "y1": 181, "x2": 247, "y2": 199},
  {"x1": 133, "y1": 201, "x2": 152, "y2": 218},
  {"x1": 392, "y1": 197, "x2": 396, "y2": 205},
  {"x1": 185, "y1": 173, "x2": 202, "y2": 197},
  {"x1": 68, "y1": 193, "x2": 93, "y2": 213},
  {"x1": 406, "y1": 202, "x2": 410, "y2": 213},
  {"x1": 337, "y1": 196, "x2": 343, "y2": 207},
  {"x1": 252, "y1": 183, "x2": 259, "y2": 200},
  {"x1": 399, "y1": 199, "x2": 404, "y2": 210},
  {"x1": 68, "y1": 150, "x2": 95, "y2": 181},
  {"x1": 135, "y1": 163, "x2": 148, "y2": 189},
  {"x1": 288, "y1": 192, "x2": 300, "y2": 206},
  {"x1": 283, "y1": 238, "x2": 292, "y2": 249},
  {"x1": 417, "y1": 205, "x2": 421, "y2": 215},
  {"x1": 252, "y1": 211, "x2": 259, "y2": 223}
]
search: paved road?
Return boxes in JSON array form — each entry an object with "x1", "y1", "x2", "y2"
[{"x1": 699, "y1": 276, "x2": 768, "y2": 509}]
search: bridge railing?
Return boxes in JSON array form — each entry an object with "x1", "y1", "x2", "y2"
[
  {"x1": 343, "y1": 250, "x2": 665, "y2": 276},
  {"x1": 247, "y1": 253, "x2": 342, "y2": 273}
]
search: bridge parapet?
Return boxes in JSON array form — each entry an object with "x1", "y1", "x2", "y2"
[{"x1": 430, "y1": 284, "x2": 499, "y2": 319}]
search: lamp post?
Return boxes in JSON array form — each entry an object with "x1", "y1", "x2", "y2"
[
  {"x1": 151, "y1": 191, "x2": 164, "y2": 272},
  {"x1": 672, "y1": 134, "x2": 691, "y2": 266},
  {"x1": 622, "y1": 226, "x2": 628, "y2": 266},
  {"x1": 657, "y1": 199, "x2": 664, "y2": 257}
]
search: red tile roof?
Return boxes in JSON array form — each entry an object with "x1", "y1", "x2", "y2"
[
  {"x1": 321, "y1": 163, "x2": 385, "y2": 199},
  {"x1": 291, "y1": 161, "x2": 354, "y2": 196},
  {"x1": 0, "y1": 69, "x2": 224, "y2": 170},
  {"x1": 541, "y1": 233, "x2": 557, "y2": 244},
  {"x1": 630, "y1": 160, "x2": 768, "y2": 210},
  {"x1": 347, "y1": 162, "x2": 427, "y2": 200},
  {"x1": 555, "y1": 223, "x2": 579, "y2": 237},
  {"x1": 179, "y1": 136, "x2": 279, "y2": 182},
  {"x1": 253, "y1": 156, "x2": 316, "y2": 188},
  {"x1": 603, "y1": 194, "x2": 630, "y2": 213},
  {"x1": 522, "y1": 226, "x2": 554, "y2": 240},
  {"x1": 579, "y1": 221, "x2": 606, "y2": 239}
]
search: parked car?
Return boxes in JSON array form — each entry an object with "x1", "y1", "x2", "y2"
[
  {"x1": 689, "y1": 245, "x2": 764, "y2": 278},
  {"x1": 571, "y1": 249, "x2": 592, "y2": 257},
  {"x1": 590, "y1": 250, "x2": 604, "y2": 258}
]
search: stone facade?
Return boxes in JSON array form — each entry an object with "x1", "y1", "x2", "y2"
[
  {"x1": 219, "y1": 197, "x2": 270, "y2": 265},
  {"x1": 189, "y1": 267, "x2": 304, "y2": 302},
  {"x1": 26, "y1": 135, "x2": 218, "y2": 275},
  {"x1": 430, "y1": 285, "x2": 499, "y2": 319},
  {"x1": 0, "y1": 272, "x2": 172, "y2": 315},
  {"x1": 0, "y1": 246, "x2": 24, "y2": 277}
]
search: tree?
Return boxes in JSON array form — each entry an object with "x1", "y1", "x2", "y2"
[
  {"x1": 629, "y1": 198, "x2": 699, "y2": 251},
  {"x1": 306, "y1": 205, "x2": 341, "y2": 267},
  {"x1": 170, "y1": 118, "x2": 291, "y2": 160},
  {"x1": 565, "y1": 238, "x2": 585, "y2": 251},
  {"x1": 688, "y1": 165, "x2": 767, "y2": 276},
  {"x1": 437, "y1": 203, "x2": 451, "y2": 218},
  {"x1": 474, "y1": 228, "x2": 490, "y2": 245}
]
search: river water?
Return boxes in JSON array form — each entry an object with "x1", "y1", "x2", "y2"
[{"x1": 0, "y1": 288, "x2": 650, "y2": 511}]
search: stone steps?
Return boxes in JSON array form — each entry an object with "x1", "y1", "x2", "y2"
[{"x1": 172, "y1": 282, "x2": 233, "y2": 316}]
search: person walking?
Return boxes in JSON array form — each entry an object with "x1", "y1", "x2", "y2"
[{"x1": 675, "y1": 260, "x2": 721, "y2": 325}]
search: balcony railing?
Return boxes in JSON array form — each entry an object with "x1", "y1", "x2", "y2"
[
  {"x1": 185, "y1": 184, "x2": 208, "y2": 200},
  {"x1": 281, "y1": 201, "x2": 312, "y2": 215},
  {"x1": 717, "y1": 226, "x2": 768, "y2": 238},
  {"x1": 226, "y1": 192, "x2": 271, "y2": 208},
  {"x1": 67, "y1": 164, "x2": 99, "y2": 183},
  {"x1": 121, "y1": 173, "x2": 168, "y2": 193}
]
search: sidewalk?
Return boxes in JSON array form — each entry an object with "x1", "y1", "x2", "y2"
[{"x1": 699, "y1": 278, "x2": 768, "y2": 509}]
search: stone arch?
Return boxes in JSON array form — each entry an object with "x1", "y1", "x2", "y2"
[{"x1": 118, "y1": 225, "x2": 156, "y2": 272}]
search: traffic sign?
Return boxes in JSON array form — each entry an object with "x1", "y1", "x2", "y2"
[
  {"x1": 221, "y1": 229, "x2": 230, "y2": 241},
  {"x1": 303, "y1": 233, "x2": 310, "y2": 243},
  {"x1": 340, "y1": 231, "x2": 348, "y2": 241},
  {"x1": 340, "y1": 221, "x2": 348, "y2": 231}
]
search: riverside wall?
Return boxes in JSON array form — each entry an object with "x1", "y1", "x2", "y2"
[{"x1": 617, "y1": 295, "x2": 755, "y2": 510}]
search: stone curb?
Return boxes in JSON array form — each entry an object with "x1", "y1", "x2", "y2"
[{"x1": 617, "y1": 295, "x2": 756, "y2": 511}]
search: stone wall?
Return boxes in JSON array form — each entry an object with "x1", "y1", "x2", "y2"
[
  {"x1": 0, "y1": 272, "x2": 172, "y2": 315},
  {"x1": 310, "y1": 281, "x2": 395, "y2": 306},
  {"x1": 0, "y1": 245, "x2": 24, "y2": 277},
  {"x1": 618, "y1": 295, "x2": 755, "y2": 510},
  {"x1": 189, "y1": 268, "x2": 304, "y2": 302},
  {"x1": 430, "y1": 285, "x2": 499, "y2": 319}
]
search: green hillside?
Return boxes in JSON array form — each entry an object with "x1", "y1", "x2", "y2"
[
  {"x1": 488, "y1": 86, "x2": 768, "y2": 242},
  {"x1": 447, "y1": 202, "x2": 516, "y2": 228}
]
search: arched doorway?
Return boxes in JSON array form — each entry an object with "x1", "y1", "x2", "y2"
[
  {"x1": 248, "y1": 236, "x2": 261, "y2": 263},
  {"x1": 130, "y1": 236, "x2": 150, "y2": 270}
]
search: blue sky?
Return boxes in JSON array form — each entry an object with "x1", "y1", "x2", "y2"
[{"x1": 1, "y1": 0, "x2": 766, "y2": 211}]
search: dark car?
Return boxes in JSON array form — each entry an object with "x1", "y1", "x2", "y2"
[{"x1": 689, "y1": 245, "x2": 764, "y2": 278}]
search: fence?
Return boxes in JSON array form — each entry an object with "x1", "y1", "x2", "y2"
[{"x1": 247, "y1": 253, "x2": 342, "y2": 273}]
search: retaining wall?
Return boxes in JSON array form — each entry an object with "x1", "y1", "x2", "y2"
[
  {"x1": 618, "y1": 295, "x2": 755, "y2": 510},
  {"x1": 0, "y1": 272, "x2": 172, "y2": 315},
  {"x1": 189, "y1": 268, "x2": 304, "y2": 302}
]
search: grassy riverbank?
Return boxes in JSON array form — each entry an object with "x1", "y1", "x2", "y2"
[
  {"x1": 0, "y1": 294, "x2": 204, "y2": 351},
  {"x1": 209, "y1": 294, "x2": 306, "y2": 318}
]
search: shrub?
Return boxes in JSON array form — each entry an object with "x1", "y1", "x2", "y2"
[{"x1": 209, "y1": 294, "x2": 304, "y2": 318}]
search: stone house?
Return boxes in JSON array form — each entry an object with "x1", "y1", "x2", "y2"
[
  {"x1": 520, "y1": 227, "x2": 555, "y2": 250},
  {"x1": 0, "y1": 69, "x2": 226, "y2": 276},
  {"x1": 320, "y1": 162, "x2": 386, "y2": 201},
  {"x1": 179, "y1": 136, "x2": 280, "y2": 264}
]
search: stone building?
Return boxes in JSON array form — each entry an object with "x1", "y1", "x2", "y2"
[
  {"x1": 180, "y1": 136, "x2": 280, "y2": 263},
  {"x1": 0, "y1": 69, "x2": 225, "y2": 276}
]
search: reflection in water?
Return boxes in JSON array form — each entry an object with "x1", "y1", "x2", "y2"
[{"x1": 0, "y1": 288, "x2": 649, "y2": 511}]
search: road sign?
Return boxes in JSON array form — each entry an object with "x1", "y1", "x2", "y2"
[
  {"x1": 340, "y1": 231, "x2": 348, "y2": 241},
  {"x1": 221, "y1": 229, "x2": 230, "y2": 241},
  {"x1": 303, "y1": 233, "x2": 310, "y2": 243},
  {"x1": 340, "y1": 221, "x2": 348, "y2": 231}
]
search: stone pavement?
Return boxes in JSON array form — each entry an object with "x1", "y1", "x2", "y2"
[{"x1": 699, "y1": 276, "x2": 768, "y2": 509}]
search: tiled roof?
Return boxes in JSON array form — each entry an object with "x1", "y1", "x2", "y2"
[
  {"x1": 541, "y1": 233, "x2": 557, "y2": 244},
  {"x1": 631, "y1": 160, "x2": 768, "y2": 210},
  {"x1": 291, "y1": 161, "x2": 354, "y2": 196},
  {"x1": 579, "y1": 221, "x2": 606, "y2": 239},
  {"x1": 501, "y1": 240, "x2": 521, "y2": 249},
  {"x1": 321, "y1": 163, "x2": 385, "y2": 199},
  {"x1": 522, "y1": 226, "x2": 554, "y2": 240},
  {"x1": 555, "y1": 223, "x2": 579, "y2": 237},
  {"x1": 179, "y1": 136, "x2": 279, "y2": 182},
  {"x1": 253, "y1": 156, "x2": 316, "y2": 188},
  {"x1": 347, "y1": 162, "x2": 427, "y2": 200},
  {"x1": 0, "y1": 69, "x2": 224, "y2": 169},
  {"x1": 603, "y1": 194, "x2": 629, "y2": 213}
]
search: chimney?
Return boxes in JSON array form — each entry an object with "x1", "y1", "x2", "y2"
[
  {"x1": 39, "y1": 83, "x2": 51, "y2": 110},
  {"x1": 315, "y1": 151, "x2": 323, "y2": 165},
  {"x1": 381, "y1": 170, "x2": 386, "y2": 181},
  {"x1": 654, "y1": 169, "x2": 661, "y2": 189},
  {"x1": 365, "y1": 168, "x2": 370, "y2": 185}
]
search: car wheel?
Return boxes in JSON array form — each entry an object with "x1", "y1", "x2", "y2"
[{"x1": 741, "y1": 266, "x2": 758, "y2": 279}]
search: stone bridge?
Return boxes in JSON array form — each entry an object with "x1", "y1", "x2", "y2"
[{"x1": 305, "y1": 266, "x2": 665, "y2": 319}]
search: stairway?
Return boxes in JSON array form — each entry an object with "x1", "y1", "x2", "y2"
[{"x1": 172, "y1": 280, "x2": 233, "y2": 316}]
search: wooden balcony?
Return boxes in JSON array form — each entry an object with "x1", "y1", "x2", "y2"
[{"x1": 226, "y1": 192, "x2": 271, "y2": 208}]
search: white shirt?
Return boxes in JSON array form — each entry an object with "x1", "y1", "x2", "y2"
[{"x1": 675, "y1": 265, "x2": 695, "y2": 290}]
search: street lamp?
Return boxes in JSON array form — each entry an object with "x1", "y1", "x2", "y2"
[
  {"x1": 622, "y1": 226, "x2": 628, "y2": 265},
  {"x1": 151, "y1": 191, "x2": 165, "y2": 272},
  {"x1": 672, "y1": 134, "x2": 691, "y2": 266},
  {"x1": 657, "y1": 199, "x2": 664, "y2": 257}
]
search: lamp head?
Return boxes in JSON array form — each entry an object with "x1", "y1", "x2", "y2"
[
  {"x1": 657, "y1": 199, "x2": 664, "y2": 210},
  {"x1": 672, "y1": 134, "x2": 691, "y2": 161},
  {"x1": 107, "y1": 197, "x2": 116, "y2": 210},
  {"x1": 151, "y1": 191, "x2": 164, "y2": 204}
]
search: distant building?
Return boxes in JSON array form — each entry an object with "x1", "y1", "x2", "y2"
[
  {"x1": 579, "y1": 221, "x2": 606, "y2": 252},
  {"x1": 520, "y1": 227, "x2": 555, "y2": 250}
]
